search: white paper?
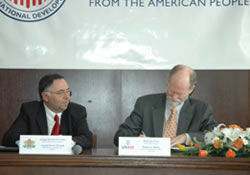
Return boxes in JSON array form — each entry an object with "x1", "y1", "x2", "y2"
[
  {"x1": 119, "y1": 137, "x2": 171, "y2": 157},
  {"x1": 19, "y1": 135, "x2": 72, "y2": 155}
]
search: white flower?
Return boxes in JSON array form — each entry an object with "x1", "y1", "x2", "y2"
[
  {"x1": 204, "y1": 124, "x2": 225, "y2": 144},
  {"x1": 242, "y1": 138, "x2": 248, "y2": 145},
  {"x1": 240, "y1": 128, "x2": 250, "y2": 143},
  {"x1": 201, "y1": 124, "x2": 250, "y2": 156},
  {"x1": 204, "y1": 123, "x2": 249, "y2": 146},
  {"x1": 221, "y1": 127, "x2": 242, "y2": 142},
  {"x1": 214, "y1": 123, "x2": 226, "y2": 133},
  {"x1": 245, "y1": 128, "x2": 250, "y2": 138},
  {"x1": 204, "y1": 132, "x2": 215, "y2": 144}
]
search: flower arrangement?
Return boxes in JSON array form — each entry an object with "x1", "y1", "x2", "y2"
[{"x1": 177, "y1": 124, "x2": 250, "y2": 158}]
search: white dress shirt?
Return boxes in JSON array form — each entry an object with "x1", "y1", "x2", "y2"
[{"x1": 43, "y1": 103, "x2": 62, "y2": 135}]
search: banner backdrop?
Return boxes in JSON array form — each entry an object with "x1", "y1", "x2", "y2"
[{"x1": 0, "y1": 0, "x2": 249, "y2": 69}]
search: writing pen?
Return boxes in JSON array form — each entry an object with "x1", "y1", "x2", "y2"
[{"x1": 139, "y1": 131, "x2": 146, "y2": 137}]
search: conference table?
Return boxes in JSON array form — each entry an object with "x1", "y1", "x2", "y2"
[{"x1": 0, "y1": 148, "x2": 249, "y2": 175}]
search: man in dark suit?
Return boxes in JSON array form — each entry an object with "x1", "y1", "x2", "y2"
[
  {"x1": 3, "y1": 74, "x2": 93, "y2": 150},
  {"x1": 114, "y1": 64, "x2": 217, "y2": 147}
]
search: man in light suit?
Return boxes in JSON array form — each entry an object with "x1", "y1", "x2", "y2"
[
  {"x1": 3, "y1": 74, "x2": 93, "y2": 150},
  {"x1": 114, "y1": 64, "x2": 217, "y2": 146}
]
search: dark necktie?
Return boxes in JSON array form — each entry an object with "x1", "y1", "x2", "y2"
[{"x1": 51, "y1": 114, "x2": 60, "y2": 135}]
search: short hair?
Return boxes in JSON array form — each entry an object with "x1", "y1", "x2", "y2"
[
  {"x1": 38, "y1": 74, "x2": 64, "y2": 100},
  {"x1": 168, "y1": 64, "x2": 197, "y2": 89}
]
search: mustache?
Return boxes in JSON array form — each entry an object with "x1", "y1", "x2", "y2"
[{"x1": 167, "y1": 96, "x2": 182, "y2": 107}]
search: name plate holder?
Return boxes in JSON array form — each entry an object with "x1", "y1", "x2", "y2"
[
  {"x1": 19, "y1": 135, "x2": 72, "y2": 155},
  {"x1": 119, "y1": 137, "x2": 171, "y2": 157}
]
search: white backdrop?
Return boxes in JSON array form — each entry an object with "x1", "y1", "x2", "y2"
[{"x1": 0, "y1": 0, "x2": 250, "y2": 69}]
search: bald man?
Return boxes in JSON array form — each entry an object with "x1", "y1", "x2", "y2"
[{"x1": 114, "y1": 64, "x2": 217, "y2": 147}]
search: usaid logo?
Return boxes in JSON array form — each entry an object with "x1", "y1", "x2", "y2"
[
  {"x1": 120, "y1": 140, "x2": 135, "y2": 150},
  {"x1": 121, "y1": 145, "x2": 135, "y2": 150},
  {"x1": 0, "y1": 0, "x2": 65, "y2": 22}
]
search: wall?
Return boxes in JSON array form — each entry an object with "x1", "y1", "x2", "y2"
[{"x1": 0, "y1": 70, "x2": 249, "y2": 148}]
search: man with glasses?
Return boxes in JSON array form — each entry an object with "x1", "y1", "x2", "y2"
[
  {"x1": 114, "y1": 64, "x2": 217, "y2": 147},
  {"x1": 3, "y1": 74, "x2": 93, "y2": 150}
]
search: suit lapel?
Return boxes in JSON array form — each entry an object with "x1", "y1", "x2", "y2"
[
  {"x1": 60, "y1": 111, "x2": 70, "y2": 134},
  {"x1": 177, "y1": 98, "x2": 195, "y2": 134},
  {"x1": 152, "y1": 95, "x2": 166, "y2": 137},
  {"x1": 36, "y1": 103, "x2": 48, "y2": 135}
]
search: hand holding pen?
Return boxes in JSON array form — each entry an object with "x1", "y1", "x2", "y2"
[{"x1": 139, "y1": 131, "x2": 147, "y2": 137}]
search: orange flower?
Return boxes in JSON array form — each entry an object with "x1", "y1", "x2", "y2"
[
  {"x1": 194, "y1": 142, "x2": 201, "y2": 147},
  {"x1": 199, "y1": 149, "x2": 208, "y2": 157},
  {"x1": 228, "y1": 124, "x2": 243, "y2": 131},
  {"x1": 213, "y1": 139, "x2": 222, "y2": 149},
  {"x1": 232, "y1": 138, "x2": 244, "y2": 149},
  {"x1": 226, "y1": 149, "x2": 236, "y2": 158}
]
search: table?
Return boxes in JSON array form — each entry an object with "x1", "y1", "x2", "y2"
[{"x1": 0, "y1": 148, "x2": 249, "y2": 175}]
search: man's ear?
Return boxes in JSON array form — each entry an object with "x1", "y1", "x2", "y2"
[
  {"x1": 41, "y1": 92, "x2": 49, "y2": 102},
  {"x1": 189, "y1": 86, "x2": 195, "y2": 96}
]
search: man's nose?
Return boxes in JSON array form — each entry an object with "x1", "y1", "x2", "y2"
[
  {"x1": 172, "y1": 94, "x2": 179, "y2": 101},
  {"x1": 63, "y1": 93, "x2": 70, "y2": 99}
]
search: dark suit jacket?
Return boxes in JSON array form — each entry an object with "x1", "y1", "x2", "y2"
[
  {"x1": 114, "y1": 93, "x2": 217, "y2": 146},
  {"x1": 3, "y1": 101, "x2": 93, "y2": 149}
]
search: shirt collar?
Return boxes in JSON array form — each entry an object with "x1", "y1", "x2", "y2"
[{"x1": 43, "y1": 103, "x2": 62, "y2": 118}]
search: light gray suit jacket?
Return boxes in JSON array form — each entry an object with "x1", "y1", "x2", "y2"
[{"x1": 114, "y1": 93, "x2": 217, "y2": 146}]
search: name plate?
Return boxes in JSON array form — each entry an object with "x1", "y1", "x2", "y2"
[
  {"x1": 19, "y1": 135, "x2": 72, "y2": 155},
  {"x1": 119, "y1": 137, "x2": 171, "y2": 156}
]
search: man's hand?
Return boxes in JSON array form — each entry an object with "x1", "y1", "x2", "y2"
[
  {"x1": 139, "y1": 131, "x2": 147, "y2": 137},
  {"x1": 171, "y1": 134, "x2": 187, "y2": 147}
]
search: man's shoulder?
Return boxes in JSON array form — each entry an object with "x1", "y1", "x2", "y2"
[
  {"x1": 68, "y1": 102, "x2": 85, "y2": 107},
  {"x1": 189, "y1": 97, "x2": 205, "y2": 104},
  {"x1": 22, "y1": 101, "x2": 42, "y2": 108},
  {"x1": 67, "y1": 102, "x2": 86, "y2": 111},
  {"x1": 137, "y1": 93, "x2": 166, "y2": 104},
  {"x1": 139, "y1": 93, "x2": 165, "y2": 100},
  {"x1": 65, "y1": 102, "x2": 87, "y2": 118},
  {"x1": 19, "y1": 101, "x2": 44, "y2": 114},
  {"x1": 188, "y1": 97, "x2": 210, "y2": 108}
]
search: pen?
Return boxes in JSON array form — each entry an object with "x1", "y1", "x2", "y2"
[{"x1": 139, "y1": 131, "x2": 146, "y2": 137}]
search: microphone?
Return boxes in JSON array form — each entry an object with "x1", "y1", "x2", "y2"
[{"x1": 72, "y1": 144, "x2": 83, "y2": 155}]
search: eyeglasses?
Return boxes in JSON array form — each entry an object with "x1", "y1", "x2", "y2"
[
  {"x1": 167, "y1": 87, "x2": 188, "y2": 97},
  {"x1": 45, "y1": 90, "x2": 72, "y2": 96}
]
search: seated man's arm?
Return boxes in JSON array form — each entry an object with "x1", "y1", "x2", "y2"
[
  {"x1": 188, "y1": 103, "x2": 218, "y2": 142},
  {"x1": 70, "y1": 104, "x2": 93, "y2": 149},
  {"x1": 114, "y1": 99, "x2": 144, "y2": 146},
  {"x1": 2, "y1": 104, "x2": 29, "y2": 146},
  {"x1": 171, "y1": 103, "x2": 217, "y2": 146}
]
